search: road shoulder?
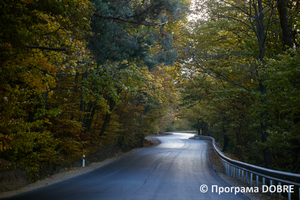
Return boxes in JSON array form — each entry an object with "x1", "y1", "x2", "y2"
[{"x1": 0, "y1": 137, "x2": 161, "y2": 199}]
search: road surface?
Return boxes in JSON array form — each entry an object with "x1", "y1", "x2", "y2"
[{"x1": 2, "y1": 132, "x2": 248, "y2": 200}]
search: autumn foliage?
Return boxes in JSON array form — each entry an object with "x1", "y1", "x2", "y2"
[
  {"x1": 0, "y1": 0, "x2": 187, "y2": 179},
  {"x1": 176, "y1": 0, "x2": 300, "y2": 173}
]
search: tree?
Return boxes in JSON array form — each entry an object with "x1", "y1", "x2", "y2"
[
  {"x1": 176, "y1": 0, "x2": 300, "y2": 171},
  {"x1": 0, "y1": 0, "x2": 93, "y2": 176},
  {"x1": 88, "y1": 0, "x2": 189, "y2": 68},
  {"x1": 76, "y1": 0, "x2": 190, "y2": 145},
  {"x1": 0, "y1": 0, "x2": 190, "y2": 179}
]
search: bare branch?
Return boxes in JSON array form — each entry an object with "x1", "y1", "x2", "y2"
[
  {"x1": 193, "y1": 51, "x2": 259, "y2": 60},
  {"x1": 216, "y1": 13, "x2": 254, "y2": 31},
  {"x1": 217, "y1": 3, "x2": 251, "y2": 16},
  {"x1": 191, "y1": 54, "x2": 252, "y2": 92},
  {"x1": 209, "y1": 53, "x2": 257, "y2": 59}
]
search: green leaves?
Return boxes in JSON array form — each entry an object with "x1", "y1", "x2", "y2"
[
  {"x1": 89, "y1": 0, "x2": 188, "y2": 69},
  {"x1": 0, "y1": 0, "x2": 187, "y2": 179},
  {"x1": 176, "y1": 0, "x2": 300, "y2": 172}
]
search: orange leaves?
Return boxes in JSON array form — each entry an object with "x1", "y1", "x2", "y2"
[{"x1": 1, "y1": 44, "x2": 13, "y2": 50}]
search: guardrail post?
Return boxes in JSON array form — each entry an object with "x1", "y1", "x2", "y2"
[
  {"x1": 270, "y1": 180, "x2": 273, "y2": 196},
  {"x1": 235, "y1": 167, "x2": 237, "y2": 178},
  {"x1": 233, "y1": 167, "x2": 235, "y2": 178},
  {"x1": 227, "y1": 164, "x2": 229, "y2": 175},
  {"x1": 198, "y1": 136, "x2": 300, "y2": 198},
  {"x1": 288, "y1": 185, "x2": 291, "y2": 200},
  {"x1": 226, "y1": 163, "x2": 228, "y2": 175},
  {"x1": 222, "y1": 160, "x2": 226, "y2": 168},
  {"x1": 278, "y1": 182, "x2": 281, "y2": 199},
  {"x1": 241, "y1": 170, "x2": 244, "y2": 182}
]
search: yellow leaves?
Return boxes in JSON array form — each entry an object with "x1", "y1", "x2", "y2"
[
  {"x1": 137, "y1": 65, "x2": 177, "y2": 106},
  {"x1": 0, "y1": 134, "x2": 12, "y2": 152},
  {"x1": 0, "y1": 0, "x2": 96, "y2": 177},
  {"x1": 218, "y1": 30, "x2": 229, "y2": 35}
]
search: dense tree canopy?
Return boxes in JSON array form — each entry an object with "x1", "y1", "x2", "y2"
[
  {"x1": 1, "y1": 0, "x2": 299, "y2": 180},
  {"x1": 176, "y1": 0, "x2": 300, "y2": 173},
  {"x1": 0, "y1": 0, "x2": 189, "y2": 178}
]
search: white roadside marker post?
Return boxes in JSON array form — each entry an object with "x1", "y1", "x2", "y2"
[{"x1": 83, "y1": 155, "x2": 85, "y2": 167}]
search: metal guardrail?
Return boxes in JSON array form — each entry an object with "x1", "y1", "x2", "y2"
[{"x1": 195, "y1": 135, "x2": 300, "y2": 200}]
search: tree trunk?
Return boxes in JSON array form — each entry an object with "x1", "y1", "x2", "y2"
[
  {"x1": 255, "y1": 0, "x2": 272, "y2": 168},
  {"x1": 90, "y1": 109, "x2": 100, "y2": 144},
  {"x1": 138, "y1": 133, "x2": 144, "y2": 147},
  {"x1": 99, "y1": 97, "x2": 116, "y2": 136},
  {"x1": 84, "y1": 102, "x2": 96, "y2": 133},
  {"x1": 79, "y1": 71, "x2": 88, "y2": 124},
  {"x1": 37, "y1": 90, "x2": 48, "y2": 133},
  {"x1": 197, "y1": 119, "x2": 200, "y2": 135},
  {"x1": 255, "y1": 0, "x2": 266, "y2": 62},
  {"x1": 259, "y1": 82, "x2": 272, "y2": 167},
  {"x1": 71, "y1": 72, "x2": 79, "y2": 121},
  {"x1": 223, "y1": 134, "x2": 230, "y2": 152},
  {"x1": 277, "y1": 0, "x2": 293, "y2": 49},
  {"x1": 28, "y1": 95, "x2": 36, "y2": 124}
]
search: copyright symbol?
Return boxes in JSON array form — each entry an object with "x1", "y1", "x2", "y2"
[{"x1": 199, "y1": 184, "x2": 208, "y2": 193}]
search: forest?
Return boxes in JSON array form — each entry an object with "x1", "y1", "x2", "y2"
[{"x1": 0, "y1": 0, "x2": 299, "y2": 181}]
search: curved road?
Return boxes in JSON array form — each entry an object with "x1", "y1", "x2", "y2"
[{"x1": 2, "y1": 132, "x2": 248, "y2": 200}]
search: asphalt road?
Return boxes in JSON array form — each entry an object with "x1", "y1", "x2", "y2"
[{"x1": 2, "y1": 132, "x2": 249, "y2": 200}]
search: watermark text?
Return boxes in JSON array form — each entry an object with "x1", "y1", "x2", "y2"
[{"x1": 199, "y1": 184, "x2": 294, "y2": 195}]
